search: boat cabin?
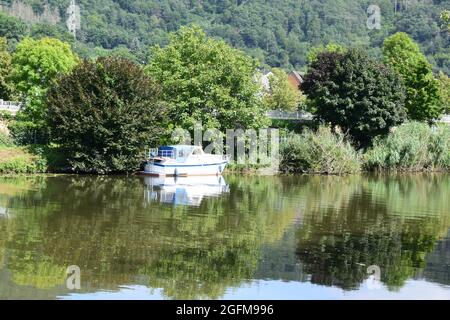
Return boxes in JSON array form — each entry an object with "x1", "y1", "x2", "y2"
[{"x1": 152, "y1": 145, "x2": 205, "y2": 162}]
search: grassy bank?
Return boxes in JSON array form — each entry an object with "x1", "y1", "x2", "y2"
[
  {"x1": 0, "y1": 146, "x2": 47, "y2": 174},
  {"x1": 0, "y1": 132, "x2": 47, "y2": 174},
  {"x1": 225, "y1": 163, "x2": 278, "y2": 175},
  {"x1": 2, "y1": 122, "x2": 449, "y2": 176}
]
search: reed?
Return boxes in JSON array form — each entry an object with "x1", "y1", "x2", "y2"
[
  {"x1": 280, "y1": 126, "x2": 361, "y2": 175},
  {"x1": 364, "y1": 122, "x2": 450, "y2": 172}
]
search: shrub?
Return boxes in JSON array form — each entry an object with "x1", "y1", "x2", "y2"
[
  {"x1": 303, "y1": 48, "x2": 407, "y2": 148},
  {"x1": 0, "y1": 131, "x2": 13, "y2": 147},
  {"x1": 46, "y1": 57, "x2": 169, "y2": 174},
  {"x1": 0, "y1": 146, "x2": 47, "y2": 174},
  {"x1": 9, "y1": 120, "x2": 50, "y2": 145},
  {"x1": 364, "y1": 122, "x2": 450, "y2": 172},
  {"x1": 280, "y1": 126, "x2": 361, "y2": 174}
]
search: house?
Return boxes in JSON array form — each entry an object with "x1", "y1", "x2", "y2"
[
  {"x1": 259, "y1": 71, "x2": 274, "y2": 92},
  {"x1": 288, "y1": 71, "x2": 304, "y2": 91},
  {"x1": 256, "y1": 70, "x2": 305, "y2": 95}
]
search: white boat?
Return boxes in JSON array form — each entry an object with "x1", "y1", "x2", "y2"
[
  {"x1": 143, "y1": 145, "x2": 230, "y2": 176},
  {"x1": 143, "y1": 175, "x2": 229, "y2": 206}
]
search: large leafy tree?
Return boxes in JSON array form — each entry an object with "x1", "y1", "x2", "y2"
[
  {"x1": 10, "y1": 37, "x2": 78, "y2": 143},
  {"x1": 263, "y1": 68, "x2": 305, "y2": 111},
  {"x1": 436, "y1": 72, "x2": 450, "y2": 114},
  {"x1": 441, "y1": 10, "x2": 450, "y2": 32},
  {"x1": 145, "y1": 26, "x2": 269, "y2": 132},
  {"x1": 0, "y1": 37, "x2": 13, "y2": 100},
  {"x1": 0, "y1": 12, "x2": 27, "y2": 43},
  {"x1": 307, "y1": 43, "x2": 346, "y2": 64},
  {"x1": 383, "y1": 32, "x2": 442, "y2": 122},
  {"x1": 303, "y1": 49, "x2": 407, "y2": 148},
  {"x1": 46, "y1": 57, "x2": 169, "y2": 174}
]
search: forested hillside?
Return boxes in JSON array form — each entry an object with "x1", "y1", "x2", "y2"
[{"x1": 0, "y1": 0, "x2": 449, "y2": 72}]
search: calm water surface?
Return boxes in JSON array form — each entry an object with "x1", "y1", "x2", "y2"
[{"x1": 0, "y1": 174, "x2": 449, "y2": 300}]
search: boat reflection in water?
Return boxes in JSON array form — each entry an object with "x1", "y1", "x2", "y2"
[
  {"x1": 0, "y1": 207, "x2": 9, "y2": 219},
  {"x1": 143, "y1": 175, "x2": 229, "y2": 206}
]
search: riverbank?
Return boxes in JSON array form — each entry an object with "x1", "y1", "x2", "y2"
[
  {"x1": 279, "y1": 122, "x2": 450, "y2": 175},
  {"x1": 0, "y1": 145, "x2": 47, "y2": 174},
  {"x1": 1, "y1": 122, "x2": 449, "y2": 176}
]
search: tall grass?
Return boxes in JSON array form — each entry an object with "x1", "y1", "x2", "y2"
[
  {"x1": 0, "y1": 132, "x2": 48, "y2": 174},
  {"x1": 280, "y1": 126, "x2": 361, "y2": 174},
  {"x1": 364, "y1": 122, "x2": 450, "y2": 172},
  {"x1": 0, "y1": 131, "x2": 14, "y2": 147}
]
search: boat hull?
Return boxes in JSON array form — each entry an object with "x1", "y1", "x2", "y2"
[{"x1": 143, "y1": 160, "x2": 229, "y2": 177}]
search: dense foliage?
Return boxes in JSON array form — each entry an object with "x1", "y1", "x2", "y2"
[
  {"x1": 0, "y1": 130, "x2": 12, "y2": 146},
  {"x1": 303, "y1": 49, "x2": 407, "y2": 147},
  {"x1": 364, "y1": 122, "x2": 450, "y2": 172},
  {"x1": 383, "y1": 32, "x2": 442, "y2": 122},
  {"x1": 9, "y1": 37, "x2": 78, "y2": 144},
  {"x1": 0, "y1": 0, "x2": 448, "y2": 73},
  {"x1": 280, "y1": 127, "x2": 361, "y2": 174},
  {"x1": 442, "y1": 9, "x2": 450, "y2": 31},
  {"x1": 46, "y1": 57, "x2": 168, "y2": 174},
  {"x1": 146, "y1": 26, "x2": 268, "y2": 132},
  {"x1": 437, "y1": 71, "x2": 450, "y2": 113},
  {"x1": 0, "y1": 131, "x2": 47, "y2": 173},
  {"x1": 0, "y1": 11, "x2": 27, "y2": 43},
  {"x1": 0, "y1": 37, "x2": 13, "y2": 100},
  {"x1": 263, "y1": 68, "x2": 305, "y2": 111}
]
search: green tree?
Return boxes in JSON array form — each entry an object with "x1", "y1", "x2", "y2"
[
  {"x1": 145, "y1": 26, "x2": 269, "y2": 132},
  {"x1": 46, "y1": 57, "x2": 169, "y2": 174},
  {"x1": 383, "y1": 32, "x2": 442, "y2": 122},
  {"x1": 441, "y1": 9, "x2": 450, "y2": 32},
  {"x1": 0, "y1": 1, "x2": 448, "y2": 73},
  {"x1": 303, "y1": 49, "x2": 407, "y2": 148},
  {"x1": 263, "y1": 68, "x2": 305, "y2": 111},
  {"x1": 307, "y1": 43, "x2": 346, "y2": 64},
  {"x1": 436, "y1": 72, "x2": 450, "y2": 114},
  {"x1": 0, "y1": 38, "x2": 13, "y2": 100},
  {"x1": 0, "y1": 12, "x2": 27, "y2": 42},
  {"x1": 10, "y1": 37, "x2": 78, "y2": 144}
]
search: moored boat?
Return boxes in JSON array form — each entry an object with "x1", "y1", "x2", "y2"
[{"x1": 143, "y1": 145, "x2": 229, "y2": 176}]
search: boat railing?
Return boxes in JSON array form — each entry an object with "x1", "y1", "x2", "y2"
[{"x1": 158, "y1": 150, "x2": 176, "y2": 159}]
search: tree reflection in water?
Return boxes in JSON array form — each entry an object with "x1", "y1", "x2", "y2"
[
  {"x1": 0, "y1": 174, "x2": 449, "y2": 299},
  {"x1": 296, "y1": 174, "x2": 450, "y2": 290}
]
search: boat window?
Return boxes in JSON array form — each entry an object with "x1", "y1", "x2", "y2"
[{"x1": 178, "y1": 149, "x2": 192, "y2": 158}]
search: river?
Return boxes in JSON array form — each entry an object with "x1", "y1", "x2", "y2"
[{"x1": 0, "y1": 174, "x2": 449, "y2": 300}]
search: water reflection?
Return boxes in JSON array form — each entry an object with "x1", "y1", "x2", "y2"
[
  {"x1": 0, "y1": 174, "x2": 448, "y2": 299},
  {"x1": 143, "y1": 175, "x2": 229, "y2": 207},
  {"x1": 0, "y1": 206, "x2": 9, "y2": 218},
  {"x1": 295, "y1": 175, "x2": 450, "y2": 291}
]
